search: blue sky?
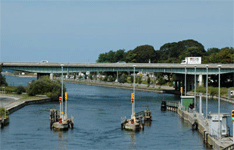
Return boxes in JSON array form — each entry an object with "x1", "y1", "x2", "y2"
[{"x1": 1, "y1": 1, "x2": 233, "y2": 63}]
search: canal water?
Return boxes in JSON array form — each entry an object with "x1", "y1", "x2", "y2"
[{"x1": 1, "y1": 76, "x2": 233, "y2": 149}]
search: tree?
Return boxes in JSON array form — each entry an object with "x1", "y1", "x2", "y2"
[
  {"x1": 206, "y1": 47, "x2": 220, "y2": 55},
  {"x1": 179, "y1": 46, "x2": 205, "y2": 61},
  {"x1": 0, "y1": 107, "x2": 9, "y2": 118},
  {"x1": 15, "y1": 86, "x2": 26, "y2": 94},
  {"x1": 137, "y1": 76, "x2": 142, "y2": 84},
  {"x1": 0, "y1": 63, "x2": 8, "y2": 86},
  {"x1": 132, "y1": 45, "x2": 157, "y2": 63},
  {"x1": 89, "y1": 74, "x2": 93, "y2": 80},
  {"x1": 114, "y1": 49, "x2": 126, "y2": 62},
  {"x1": 125, "y1": 50, "x2": 137, "y2": 63},
  {"x1": 205, "y1": 47, "x2": 234, "y2": 64},
  {"x1": 159, "y1": 39, "x2": 205, "y2": 63},
  {"x1": 157, "y1": 76, "x2": 165, "y2": 89},
  {"x1": 147, "y1": 75, "x2": 151, "y2": 87},
  {"x1": 74, "y1": 74, "x2": 76, "y2": 80},
  {"x1": 27, "y1": 76, "x2": 66, "y2": 100}
]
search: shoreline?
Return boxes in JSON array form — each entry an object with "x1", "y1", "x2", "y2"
[
  {"x1": 3, "y1": 73, "x2": 36, "y2": 78},
  {"x1": 0, "y1": 94, "x2": 54, "y2": 114},
  {"x1": 64, "y1": 79, "x2": 177, "y2": 94}
]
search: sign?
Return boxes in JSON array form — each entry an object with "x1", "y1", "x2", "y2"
[
  {"x1": 232, "y1": 110, "x2": 234, "y2": 122},
  {"x1": 231, "y1": 90, "x2": 234, "y2": 96},
  {"x1": 180, "y1": 87, "x2": 183, "y2": 94},
  {"x1": 65, "y1": 92, "x2": 68, "y2": 100},
  {"x1": 131, "y1": 93, "x2": 134, "y2": 104}
]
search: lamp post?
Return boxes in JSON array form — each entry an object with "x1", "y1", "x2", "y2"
[
  {"x1": 61, "y1": 64, "x2": 64, "y2": 121},
  {"x1": 132, "y1": 65, "x2": 136, "y2": 119},
  {"x1": 206, "y1": 65, "x2": 209, "y2": 118},
  {"x1": 218, "y1": 65, "x2": 221, "y2": 140},
  {"x1": 185, "y1": 65, "x2": 187, "y2": 96},
  {"x1": 194, "y1": 65, "x2": 197, "y2": 110}
]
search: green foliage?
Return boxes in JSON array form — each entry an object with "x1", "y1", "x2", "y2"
[
  {"x1": 15, "y1": 86, "x2": 26, "y2": 94},
  {"x1": 96, "y1": 39, "x2": 233, "y2": 64},
  {"x1": 0, "y1": 64, "x2": 8, "y2": 87},
  {"x1": 78, "y1": 75, "x2": 82, "y2": 79},
  {"x1": 209, "y1": 87, "x2": 218, "y2": 98},
  {"x1": 203, "y1": 47, "x2": 234, "y2": 64},
  {"x1": 147, "y1": 76, "x2": 151, "y2": 87},
  {"x1": 107, "y1": 76, "x2": 115, "y2": 82},
  {"x1": 0, "y1": 86, "x2": 17, "y2": 93},
  {"x1": 0, "y1": 107, "x2": 9, "y2": 117},
  {"x1": 103, "y1": 76, "x2": 108, "y2": 81},
  {"x1": 194, "y1": 86, "x2": 230, "y2": 98},
  {"x1": 196, "y1": 86, "x2": 206, "y2": 93},
  {"x1": 160, "y1": 39, "x2": 205, "y2": 63},
  {"x1": 131, "y1": 45, "x2": 157, "y2": 63},
  {"x1": 27, "y1": 76, "x2": 66, "y2": 100},
  {"x1": 99, "y1": 77, "x2": 103, "y2": 81},
  {"x1": 89, "y1": 75, "x2": 93, "y2": 80},
  {"x1": 137, "y1": 76, "x2": 142, "y2": 84},
  {"x1": 96, "y1": 49, "x2": 126, "y2": 63},
  {"x1": 121, "y1": 74, "x2": 128, "y2": 83},
  {"x1": 125, "y1": 50, "x2": 137, "y2": 63},
  {"x1": 157, "y1": 76, "x2": 165, "y2": 88},
  {"x1": 127, "y1": 75, "x2": 133, "y2": 83},
  {"x1": 169, "y1": 74, "x2": 175, "y2": 87}
]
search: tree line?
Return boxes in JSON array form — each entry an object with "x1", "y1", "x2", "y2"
[{"x1": 96, "y1": 39, "x2": 234, "y2": 63}]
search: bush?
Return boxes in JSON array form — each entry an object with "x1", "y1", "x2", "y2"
[
  {"x1": 209, "y1": 87, "x2": 218, "y2": 98},
  {"x1": 196, "y1": 86, "x2": 206, "y2": 94},
  {"x1": 137, "y1": 76, "x2": 142, "y2": 84},
  {"x1": 0, "y1": 107, "x2": 9, "y2": 117},
  {"x1": 27, "y1": 76, "x2": 66, "y2": 100},
  {"x1": 15, "y1": 86, "x2": 26, "y2": 94},
  {"x1": 108, "y1": 76, "x2": 115, "y2": 82},
  {"x1": 127, "y1": 76, "x2": 133, "y2": 83},
  {"x1": 0, "y1": 86, "x2": 17, "y2": 93},
  {"x1": 103, "y1": 76, "x2": 108, "y2": 81}
]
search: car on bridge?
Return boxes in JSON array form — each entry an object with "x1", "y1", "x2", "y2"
[{"x1": 40, "y1": 60, "x2": 49, "y2": 63}]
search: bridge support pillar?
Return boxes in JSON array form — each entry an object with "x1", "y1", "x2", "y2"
[
  {"x1": 50, "y1": 73, "x2": 54, "y2": 80},
  {"x1": 198, "y1": 75, "x2": 203, "y2": 86},
  {"x1": 175, "y1": 80, "x2": 178, "y2": 90}
]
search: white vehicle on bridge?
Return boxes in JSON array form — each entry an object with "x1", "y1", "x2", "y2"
[
  {"x1": 40, "y1": 60, "x2": 49, "y2": 63},
  {"x1": 181, "y1": 57, "x2": 201, "y2": 64}
]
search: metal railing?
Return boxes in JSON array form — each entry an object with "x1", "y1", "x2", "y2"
[
  {"x1": 135, "y1": 111, "x2": 145, "y2": 119},
  {"x1": 167, "y1": 101, "x2": 179, "y2": 108}
]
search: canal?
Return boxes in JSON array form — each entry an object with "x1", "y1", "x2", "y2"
[{"x1": 1, "y1": 76, "x2": 233, "y2": 149}]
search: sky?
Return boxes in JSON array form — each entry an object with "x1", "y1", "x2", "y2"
[{"x1": 0, "y1": 0, "x2": 233, "y2": 63}]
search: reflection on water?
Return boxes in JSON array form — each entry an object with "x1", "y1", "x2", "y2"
[
  {"x1": 144, "y1": 121, "x2": 152, "y2": 127},
  {"x1": 53, "y1": 130, "x2": 68, "y2": 150}
]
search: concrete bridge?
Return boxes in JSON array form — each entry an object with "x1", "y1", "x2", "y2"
[{"x1": 2, "y1": 62, "x2": 234, "y2": 91}]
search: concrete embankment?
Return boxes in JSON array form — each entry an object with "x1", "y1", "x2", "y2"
[
  {"x1": 187, "y1": 92, "x2": 234, "y2": 104},
  {"x1": 0, "y1": 95, "x2": 53, "y2": 114},
  {"x1": 175, "y1": 107, "x2": 234, "y2": 150},
  {"x1": 6, "y1": 98, "x2": 53, "y2": 114}
]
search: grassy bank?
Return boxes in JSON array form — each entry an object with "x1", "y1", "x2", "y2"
[
  {"x1": 0, "y1": 93, "x2": 47, "y2": 101},
  {"x1": 193, "y1": 86, "x2": 234, "y2": 99}
]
